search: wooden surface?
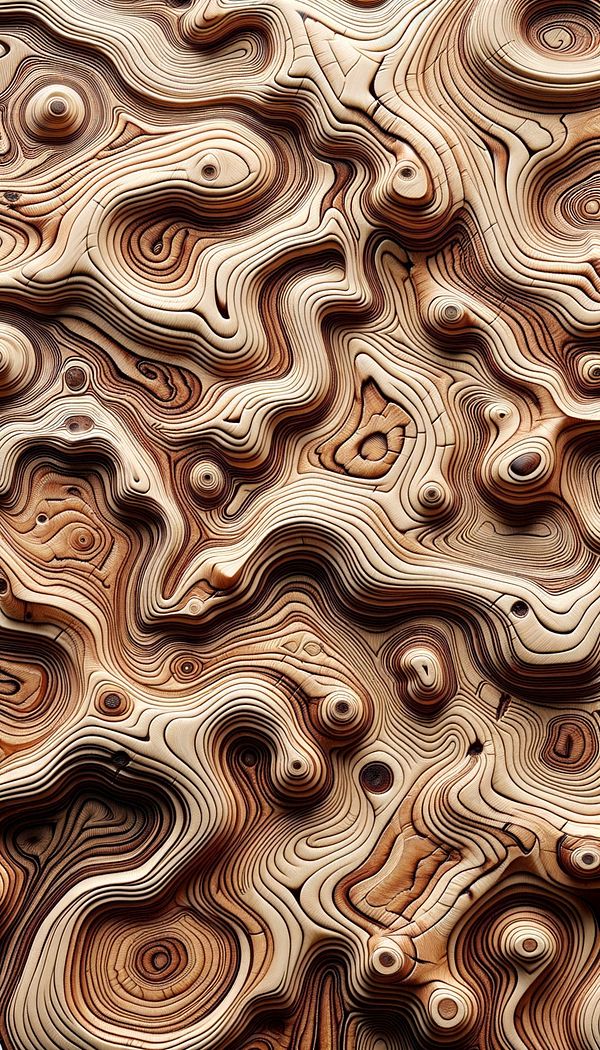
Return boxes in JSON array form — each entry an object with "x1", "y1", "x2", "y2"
[{"x1": 0, "y1": 0, "x2": 599, "y2": 1046}]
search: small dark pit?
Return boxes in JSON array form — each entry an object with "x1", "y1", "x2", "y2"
[
  {"x1": 360, "y1": 761, "x2": 393, "y2": 794},
  {"x1": 102, "y1": 692, "x2": 124, "y2": 712},
  {"x1": 509, "y1": 452, "x2": 541, "y2": 478},
  {"x1": 65, "y1": 366, "x2": 86, "y2": 391}
]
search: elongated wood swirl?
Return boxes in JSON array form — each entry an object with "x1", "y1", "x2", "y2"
[{"x1": 0, "y1": 0, "x2": 600, "y2": 1046}]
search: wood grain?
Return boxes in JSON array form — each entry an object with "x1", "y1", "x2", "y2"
[{"x1": 0, "y1": 0, "x2": 599, "y2": 1046}]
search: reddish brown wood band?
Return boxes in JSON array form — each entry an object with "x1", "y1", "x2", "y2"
[{"x1": 0, "y1": 0, "x2": 599, "y2": 1047}]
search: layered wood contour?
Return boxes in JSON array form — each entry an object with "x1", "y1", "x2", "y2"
[{"x1": 0, "y1": 0, "x2": 599, "y2": 1047}]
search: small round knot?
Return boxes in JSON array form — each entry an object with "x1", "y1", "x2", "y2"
[
  {"x1": 390, "y1": 155, "x2": 430, "y2": 201},
  {"x1": 189, "y1": 458, "x2": 228, "y2": 504},
  {"x1": 369, "y1": 940, "x2": 405, "y2": 978},
  {"x1": 64, "y1": 364, "x2": 88, "y2": 391},
  {"x1": 576, "y1": 353, "x2": 600, "y2": 390},
  {"x1": 171, "y1": 654, "x2": 202, "y2": 681},
  {"x1": 398, "y1": 163, "x2": 418, "y2": 181},
  {"x1": 288, "y1": 754, "x2": 310, "y2": 779},
  {"x1": 96, "y1": 690, "x2": 129, "y2": 717},
  {"x1": 493, "y1": 437, "x2": 552, "y2": 491},
  {"x1": 273, "y1": 743, "x2": 325, "y2": 804},
  {"x1": 319, "y1": 689, "x2": 364, "y2": 733},
  {"x1": 360, "y1": 761, "x2": 393, "y2": 794},
  {"x1": 509, "y1": 451, "x2": 542, "y2": 478},
  {"x1": 240, "y1": 744, "x2": 259, "y2": 768},
  {"x1": 440, "y1": 301, "x2": 464, "y2": 325},
  {"x1": 573, "y1": 845, "x2": 600, "y2": 874},
  {"x1": 487, "y1": 402, "x2": 514, "y2": 426},
  {"x1": 428, "y1": 985, "x2": 475, "y2": 1032},
  {"x1": 419, "y1": 481, "x2": 444, "y2": 506},
  {"x1": 70, "y1": 526, "x2": 95, "y2": 552},
  {"x1": 65, "y1": 414, "x2": 94, "y2": 434},
  {"x1": 559, "y1": 836, "x2": 600, "y2": 879},
  {"x1": 25, "y1": 84, "x2": 85, "y2": 139},
  {"x1": 502, "y1": 917, "x2": 556, "y2": 970},
  {"x1": 417, "y1": 480, "x2": 452, "y2": 516},
  {"x1": 429, "y1": 295, "x2": 468, "y2": 333},
  {"x1": 199, "y1": 153, "x2": 219, "y2": 181}
]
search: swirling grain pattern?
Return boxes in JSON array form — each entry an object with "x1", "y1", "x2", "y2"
[{"x1": 0, "y1": 0, "x2": 598, "y2": 1046}]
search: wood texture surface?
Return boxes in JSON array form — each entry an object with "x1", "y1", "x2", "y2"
[{"x1": 0, "y1": 0, "x2": 599, "y2": 1047}]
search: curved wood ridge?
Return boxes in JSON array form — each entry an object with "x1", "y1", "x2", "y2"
[{"x1": 0, "y1": 0, "x2": 598, "y2": 1046}]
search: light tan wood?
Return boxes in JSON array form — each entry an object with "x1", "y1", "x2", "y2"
[{"x1": 0, "y1": 0, "x2": 598, "y2": 1047}]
